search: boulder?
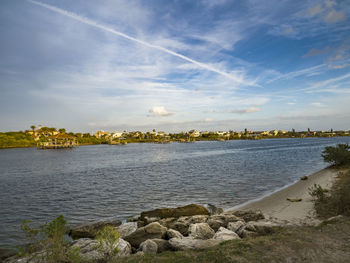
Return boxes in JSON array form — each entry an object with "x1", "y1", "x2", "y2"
[
  {"x1": 139, "y1": 240, "x2": 158, "y2": 254},
  {"x1": 70, "y1": 237, "x2": 131, "y2": 261},
  {"x1": 140, "y1": 204, "x2": 209, "y2": 221},
  {"x1": 69, "y1": 220, "x2": 122, "y2": 239},
  {"x1": 0, "y1": 248, "x2": 16, "y2": 262},
  {"x1": 169, "y1": 237, "x2": 221, "y2": 251},
  {"x1": 166, "y1": 229, "x2": 184, "y2": 239},
  {"x1": 250, "y1": 221, "x2": 280, "y2": 235},
  {"x1": 206, "y1": 204, "x2": 224, "y2": 215},
  {"x1": 188, "y1": 223, "x2": 215, "y2": 240},
  {"x1": 227, "y1": 210, "x2": 265, "y2": 222},
  {"x1": 213, "y1": 227, "x2": 241, "y2": 241},
  {"x1": 151, "y1": 239, "x2": 172, "y2": 253},
  {"x1": 188, "y1": 215, "x2": 209, "y2": 224},
  {"x1": 227, "y1": 221, "x2": 245, "y2": 233},
  {"x1": 206, "y1": 218, "x2": 225, "y2": 232},
  {"x1": 124, "y1": 222, "x2": 167, "y2": 248},
  {"x1": 160, "y1": 217, "x2": 189, "y2": 236},
  {"x1": 117, "y1": 222, "x2": 138, "y2": 238}
]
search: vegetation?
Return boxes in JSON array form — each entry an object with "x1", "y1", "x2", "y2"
[
  {"x1": 0, "y1": 131, "x2": 36, "y2": 148},
  {"x1": 96, "y1": 226, "x2": 120, "y2": 261},
  {"x1": 322, "y1": 144, "x2": 350, "y2": 166},
  {"x1": 19, "y1": 215, "x2": 85, "y2": 263}
]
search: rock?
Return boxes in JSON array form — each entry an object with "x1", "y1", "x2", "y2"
[
  {"x1": 115, "y1": 238, "x2": 132, "y2": 257},
  {"x1": 169, "y1": 237, "x2": 221, "y2": 251},
  {"x1": 140, "y1": 204, "x2": 209, "y2": 221},
  {"x1": 160, "y1": 217, "x2": 189, "y2": 236},
  {"x1": 70, "y1": 237, "x2": 131, "y2": 261},
  {"x1": 240, "y1": 230, "x2": 258, "y2": 238},
  {"x1": 126, "y1": 215, "x2": 140, "y2": 222},
  {"x1": 206, "y1": 204, "x2": 224, "y2": 215},
  {"x1": 124, "y1": 222, "x2": 167, "y2": 248},
  {"x1": 300, "y1": 176, "x2": 308, "y2": 180},
  {"x1": 0, "y1": 248, "x2": 16, "y2": 261},
  {"x1": 166, "y1": 229, "x2": 184, "y2": 239},
  {"x1": 151, "y1": 239, "x2": 172, "y2": 253},
  {"x1": 250, "y1": 221, "x2": 281, "y2": 235},
  {"x1": 188, "y1": 223, "x2": 215, "y2": 240},
  {"x1": 188, "y1": 215, "x2": 209, "y2": 224},
  {"x1": 206, "y1": 218, "x2": 226, "y2": 232},
  {"x1": 286, "y1": 198, "x2": 302, "y2": 202},
  {"x1": 143, "y1": 217, "x2": 161, "y2": 225},
  {"x1": 117, "y1": 222, "x2": 138, "y2": 238},
  {"x1": 323, "y1": 215, "x2": 344, "y2": 224},
  {"x1": 139, "y1": 239, "x2": 158, "y2": 254},
  {"x1": 213, "y1": 227, "x2": 241, "y2": 241},
  {"x1": 228, "y1": 210, "x2": 265, "y2": 222},
  {"x1": 227, "y1": 221, "x2": 245, "y2": 233},
  {"x1": 69, "y1": 219, "x2": 122, "y2": 239},
  {"x1": 244, "y1": 222, "x2": 257, "y2": 232}
]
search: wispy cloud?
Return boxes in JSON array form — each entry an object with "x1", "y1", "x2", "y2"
[
  {"x1": 27, "y1": 0, "x2": 253, "y2": 85},
  {"x1": 148, "y1": 106, "x2": 173, "y2": 117},
  {"x1": 230, "y1": 107, "x2": 260, "y2": 114}
]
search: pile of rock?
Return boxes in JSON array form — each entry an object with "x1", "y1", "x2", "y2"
[{"x1": 5, "y1": 204, "x2": 282, "y2": 262}]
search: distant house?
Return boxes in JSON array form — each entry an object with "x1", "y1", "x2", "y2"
[
  {"x1": 27, "y1": 126, "x2": 59, "y2": 141},
  {"x1": 216, "y1": 131, "x2": 225, "y2": 136},
  {"x1": 157, "y1": 131, "x2": 166, "y2": 137},
  {"x1": 111, "y1": 131, "x2": 123, "y2": 138},
  {"x1": 94, "y1": 131, "x2": 111, "y2": 138},
  {"x1": 189, "y1": 130, "x2": 200, "y2": 137}
]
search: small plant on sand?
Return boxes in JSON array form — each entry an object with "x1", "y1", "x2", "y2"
[
  {"x1": 308, "y1": 184, "x2": 328, "y2": 202},
  {"x1": 19, "y1": 215, "x2": 85, "y2": 263},
  {"x1": 96, "y1": 225, "x2": 120, "y2": 260},
  {"x1": 322, "y1": 144, "x2": 350, "y2": 166}
]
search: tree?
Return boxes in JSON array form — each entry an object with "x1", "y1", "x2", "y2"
[
  {"x1": 30, "y1": 125, "x2": 36, "y2": 133},
  {"x1": 322, "y1": 144, "x2": 350, "y2": 166},
  {"x1": 59, "y1": 128, "x2": 66, "y2": 134}
]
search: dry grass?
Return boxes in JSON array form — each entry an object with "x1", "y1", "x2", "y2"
[{"x1": 111, "y1": 217, "x2": 350, "y2": 263}]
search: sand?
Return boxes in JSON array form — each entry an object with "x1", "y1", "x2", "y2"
[{"x1": 231, "y1": 167, "x2": 341, "y2": 225}]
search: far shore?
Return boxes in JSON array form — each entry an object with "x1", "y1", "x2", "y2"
[{"x1": 229, "y1": 167, "x2": 343, "y2": 225}]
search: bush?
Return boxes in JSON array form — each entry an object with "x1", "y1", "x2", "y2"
[
  {"x1": 96, "y1": 225, "x2": 120, "y2": 260},
  {"x1": 19, "y1": 215, "x2": 85, "y2": 263},
  {"x1": 311, "y1": 171, "x2": 350, "y2": 218},
  {"x1": 322, "y1": 144, "x2": 350, "y2": 166}
]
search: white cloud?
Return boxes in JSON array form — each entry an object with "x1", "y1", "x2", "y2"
[
  {"x1": 149, "y1": 106, "x2": 173, "y2": 117},
  {"x1": 311, "y1": 102, "x2": 325, "y2": 107},
  {"x1": 230, "y1": 107, "x2": 260, "y2": 114},
  {"x1": 324, "y1": 9, "x2": 346, "y2": 23}
]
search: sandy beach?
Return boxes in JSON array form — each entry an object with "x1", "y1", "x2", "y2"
[{"x1": 232, "y1": 167, "x2": 341, "y2": 225}]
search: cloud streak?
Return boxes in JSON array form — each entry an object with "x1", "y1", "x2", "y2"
[{"x1": 27, "y1": 0, "x2": 251, "y2": 85}]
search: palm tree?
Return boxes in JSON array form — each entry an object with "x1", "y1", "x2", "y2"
[{"x1": 30, "y1": 125, "x2": 36, "y2": 133}]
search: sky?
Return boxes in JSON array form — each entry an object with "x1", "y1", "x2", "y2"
[{"x1": 0, "y1": 0, "x2": 350, "y2": 133}]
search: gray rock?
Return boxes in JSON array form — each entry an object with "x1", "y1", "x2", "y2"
[
  {"x1": 206, "y1": 218, "x2": 225, "y2": 232},
  {"x1": 70, "y1": 237, "x2": 131, "y2": 261},
  {"x1": 188, "y1": 223, "x2": 215, "y2": 240},
  {"x1": 124, "y1": 222, "x2": 167, "y2": 248},
  {"x1": 166, "y1": 229, "x2": 184, "y2": 239},
  {"x1": 213, "y1": 227, "x2": 241, "y2": 241},
  {"x1": 117, "y1": 222, "x2": 138, "y2": 238},
  {"x1": 139, "y1": 240, "x2": 158, "y2": 254},
  {"x1": 250, "y1": 221, "x2": 280, "y2": 235},
  {"x1": 227, "y1": 210, "x2": 265, "y2": 222},
  {"x1": 151, "y1": 239, "x2": 172, "y2": 253},
  {"x1": 188, "y1": 215, "x2": 209, "y2": 224},
  {"x1": 140, "y1": 204, "x2": 209, "y2": 221},
  {"x1": 206, "y1": 204, "x2": 224, "y2": 215},
  {"x1": 227, "y1": 221, "x2": 245, "y2": 233},
  {"x1": 169, "y1": 237, "x2": 221, "y2": 251},
  {"x1": 69, "y1": 220, "x2": 122, "y2": 239}
]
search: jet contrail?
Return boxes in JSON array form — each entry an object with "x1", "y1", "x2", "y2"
[{"x1": 27, "y1": 0, "x2": 250, "y2": 84}]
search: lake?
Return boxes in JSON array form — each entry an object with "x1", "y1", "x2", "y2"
[{"x1": 1, "y1": 137, "x2": 350, "y2": 247}]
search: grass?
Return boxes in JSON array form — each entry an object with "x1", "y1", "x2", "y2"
[{"x1": 111, "y1": 219, "x2": 350, "y2": 263}]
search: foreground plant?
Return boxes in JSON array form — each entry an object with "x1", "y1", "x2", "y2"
[
  {"x1": 96, "y1": 225, "x2": 120, "y2": 261},
  {"x1": 19, "y1": 215, "x2": 85, "y2": 263},
  {"x1": 322, "y1": 144, "x2": 350, "y2": 166}
]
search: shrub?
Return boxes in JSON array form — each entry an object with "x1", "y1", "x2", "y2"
[
  {"x1": 96, "y1": 225, "x2": 120, "y2": 260},
  {"x1": 19, "y1": 215, "x2": 85, "y2": 263},
  {"x1": 322, "y1": 144, "x2": 350, "y2": 166},
  {"x1": 311, "y1": 171, "x2": 350, "y2": 218}
]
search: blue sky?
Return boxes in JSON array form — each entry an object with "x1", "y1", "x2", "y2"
[{"x1": 1, "y1": 0, "x2": 350, "y2": 132}]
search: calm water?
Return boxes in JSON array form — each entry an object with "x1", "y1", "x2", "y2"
[{"x1": 1, "y1": 137, "x2": 350, "y2": 247}]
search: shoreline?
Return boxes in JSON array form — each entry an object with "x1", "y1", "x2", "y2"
[{"x1": 228, "y1": 167, "x2": 340, "y2": 225}]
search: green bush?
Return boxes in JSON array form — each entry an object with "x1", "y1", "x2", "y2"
[
  {"x1": 311, "y1": 171, "x2": 350, "y2": 218},
  {"x1": 322, "y1": 144, "x2": 350, "y2": 166},
  {"x1": 96, "y1": 225, "x2": 120, "y2": 260},
  {"x1": 19, "y1": 215, "x2": 85, "y2": 263}
]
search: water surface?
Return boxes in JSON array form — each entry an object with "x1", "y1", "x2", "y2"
[{"x1": 1, "y1": 137, "x2": 350, "y2": 247}]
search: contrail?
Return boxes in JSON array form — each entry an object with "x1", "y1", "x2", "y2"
[{"x1": 27, "y1": 0, "x2": 249, "y2": 84}]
